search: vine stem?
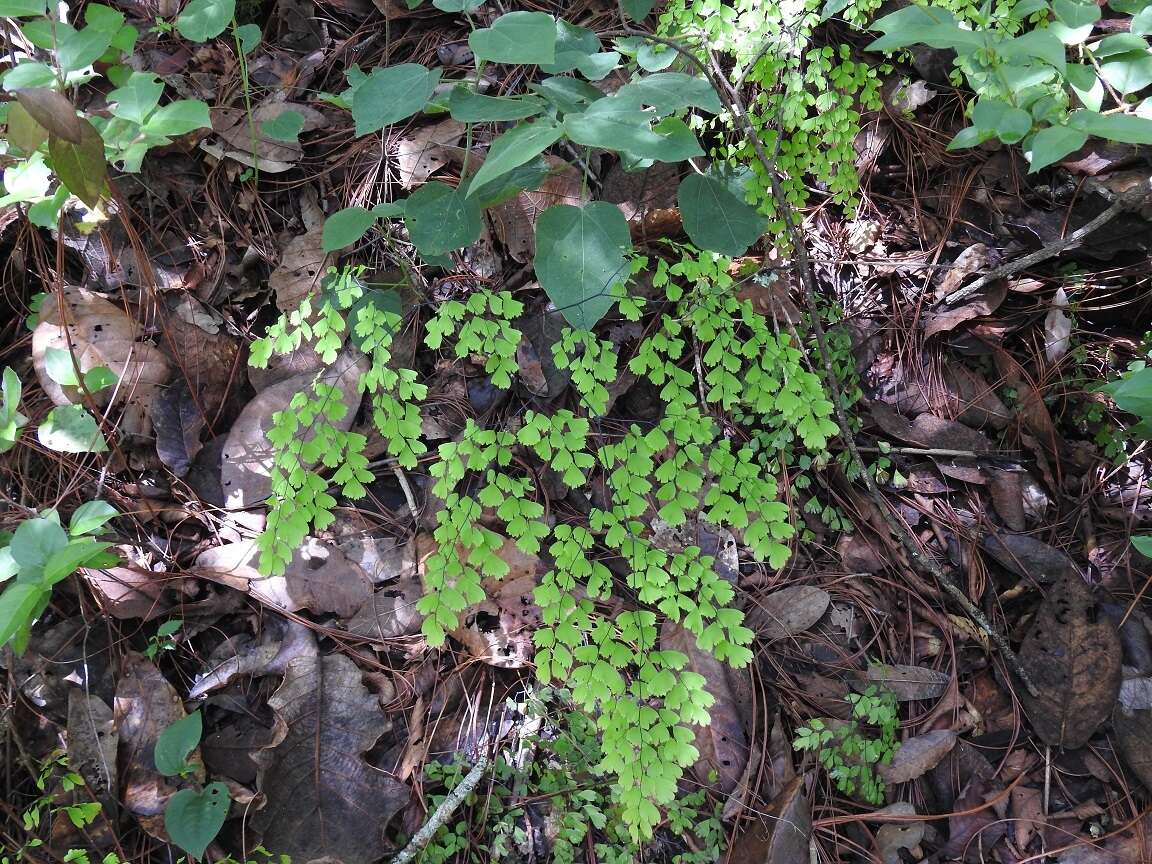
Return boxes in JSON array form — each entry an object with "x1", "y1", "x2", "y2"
[
  {"x1": 621, "y1": 23, "x2": 1041, "y2": 697},
  {"x1": 390, "y1": 750, "x2": 491, "y2": 864}
]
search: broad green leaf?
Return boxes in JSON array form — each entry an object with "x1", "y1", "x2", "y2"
[
  {"x1": 235, "y1": 23, "x2": 261, "y2": 53},
  {"x1": 1053, "y1": 0, "x2": 1100, "y2": 27},
  {"x1": 468, "y1": 11, "x2": 556, "y2": 65},
  {"x1": 531, "y1": 76, "x2": 604, "y2": 113},
  {"x1": 38, "y1": 405, "x2": 108, "y2": 453},
  {"x1": 677, "y1": 172, "x2": 765, "y2": 256},
  {"x1": 351, "y1": 64, "x2": 440, "y2": 136},
  {"x1": 49, "y1": 118, "x2": 107, "y2": 207},
  {"x1": 10, "y1": 517, "x2": 68, "y2": 572},
  {"x1": 0, "y1": 0, "x2": 46, "y2": 15},
  {"x1": 44, "y1": 347, "x2": 82, "y2": 386},
  {"x1": 165, "y1": 783, "x2": 229, "y2": 859},
  {"x1": 868, "y1": 6, "x2": 986, "y2": 52},
  {"x1": 26, "y1": 187, "x2": 68, "y2": 229},
  {"x1": 1133, "y1": 535, "x2": 1152, "y2": 558},
  {"x1": 84, "y1": 366, "x2": 117, "y2": 392},
  {"x1": 1109, "y1": 0, "x2": 1149, "y2": 10},
  {"x1": 1068, "y1": 108, "x2": 1152, "y2": 143},
  {"x1": 1065, "y1": 63, "x2": 1104, "y2": 111},
  {"x1": 57, "y1": 14, "x2": 123, "y2": 73},
  {"x1": 261, "y1": 109, "x2": 305, "y2": 142},
  {"x1": 0, "y1": 549, "x2": 17, "y2": 582},
  {"x1": 433, "y1": 0, "x2": 484, "y2": 10},
  {"x1": 14, "y1": 88, "x2": 84, "y2": 143},
  {"x1": 142, "y1": 100, "x2": 211, "y2": 136},
  {"x1": 535, "y1": 202, "x2": 631, "y2": 331},
  {"x1": 946, "y1": 125, "x2": 987, "y2": 149},
  {"x1": 7, "y1": 102, "x2": 48, "y2": 154},
  {"x1": 1092, "y1": 33, "x2": 1150, "y2": 57},
  {"x1": 971, "y1": 98, "x2": 1032, "y2": 143},
  {"x1": 447, "y1": 87, "x2": 546, "y2": 122},
  {"x1": 470, "y1": 157, "x2": 551, "y2": 207},
  {"x1": 176, "y1": 0, "x2": 236, "y2": 41},
  {"x1": 621, "y1": 0, "x2": 656, "y2": 20},
  {"x1": 155, "y1": 711, "x2": 203, "y2": 776},
  {"x1": 372, "y1": 201, "x2": 405, "y2": 218},
  {"x1": 1026, "y1": 125, "x2": 1088, "y2": 170},
  {"x1": 108, "y1": 72, "x2": 164, "y2": 125},
  {"x1": 541, "y1": 19, "x2": 601, "y2": 73},
  {"x1": 404, "y1": 181, "x2": 482, "y2": 256},
  {"x1": 2, "y1": 367, "x2": 23, "y2": 418},
  {"x1": 42, "y1": 538, "x2": 113, "y2": 585},
  {"x1": 0, "y1": 153, "x2": 52, "y2": 206},
  {"x1": 1098, "y1": 52, "x2": 1152, "y2": 93},
  {"x1": 1102, "y1": 366, "x2": 1152, "y2": 420},
  {"x1": 467, "y1": 118, "x2": 564, "y2": 195},
  {"x1": 613, "y1": 73, "x2": 723, "y2": 115},
  {"x1": 1002, "y1": 31, "x2": 1068, "y2": 70},
  {"x1": 1133, "y1": 6, "x2": 1152, "y2": 33},
  {"x1": 0, "y1": 583, "x2": 45, "y2": 650},
  {"x1": 565, "y1": 105, "x2": 703, "y2": 161},
  {"x1": 322, "y1": 206, "x2": 377, "y2": 252},
  {"x1": 1, "y1": 62, "x2": 57, "y2": 92},
  {"x1": 69, "y1": 500, "x2": 118, "y2": 536}
]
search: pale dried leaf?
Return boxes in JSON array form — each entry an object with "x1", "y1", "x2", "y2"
[
  {"x1": 872, "y1": 802, "x2": 924, "y2": 864},
  {"x1": 33, "y1": 286, "x2": 171, "y2": 438},
  {"x1": 488, "y1": 156, "x2": 584, "y2": 263},
  {"x1": 221, "y1": 349, "x2": 366, "y2": 509},
  {"x1": 67, "y1": 691, "x2": 117, "y2": 810},
  {"x1": 394, "y1": 118, "x2": 465, "y2": 189},
  {"x1": 1045, "y1": 287, "x2": 1072, "y2": 363},
  {"x1": 81, "y1": 564, "x2": 170, "y2": 619},
  {"x1": 270, "y1": 226, "x2": 329, "y2": 312}
]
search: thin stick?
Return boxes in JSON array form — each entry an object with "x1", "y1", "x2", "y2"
[{"x1": 391, "y1": 750, "x2": 491, "y2": 864}]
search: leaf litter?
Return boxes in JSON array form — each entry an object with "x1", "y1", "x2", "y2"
[{"x1": 4, "y1": 0, "x2": 1152, "y2": 861}]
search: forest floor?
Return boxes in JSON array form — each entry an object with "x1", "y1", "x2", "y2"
[{"x1": 3, "y1": 0, "x2": 1152, "y2": 863}]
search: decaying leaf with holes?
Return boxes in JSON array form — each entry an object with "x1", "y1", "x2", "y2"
[
  {"x1": 487, "y1": 156, "x2": 584, "y2": 263},
  {"x1": 32, "y1": 286, "x2": 171, "y2": 439},
  {"x1": 252, "y1": 647, "x2": 410, "y2": 863},
  {"x1": 661, "y1": 621, "x2": 750, "y2": 794},
  {"x1": 420, "y1": 534, "x2": 542, "y2": 668},
  {"x1": 1017, "y1": 573, "x2": 1122, "y2": 748}
]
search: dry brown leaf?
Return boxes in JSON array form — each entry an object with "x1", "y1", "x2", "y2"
[
  {"x1": 837, "y1": 533, "x2": 886, "y2": 573},
  {"x1": 869, "y1": 403, "x2": 994, "y2": 453},
  {"x1": 661, "y1": 622, "x2": 750, "y2": 794},
  {"x1": 1011, "y1": 784, "x2": 1045, "y2": 850},
  {"x1": 1018, "y1": 573, "x2": 1122, "y2": 748},
  {"x1": 66, "y1": 691, "x2": 118, "y2": 813},
  {"x1": 988, "y1": 469, "x2": 1027, "y2": 531},
  {"x1": 871, "y1": 802, "x2": 924, "y2": 864},
  {"x1": 936, "y1": 243, "x2": 993, "y2": 301},
  {"x1": 252, "y1": 649, "x2": 410, "y2": 863},
  {"x1": 196, "y1": 537, "x2": 372, "y2": 617},
  {"x1": 1115, "y1": 703, "x2": 1152, "y2": 793},
  {"x1": 982, "y1": 531, "x2": 1079, "y2": 585},
  {"x1": 488, "y1": 156, "x2": 584, "y2": 262},
  {"x1": 727, "y1": 775, "x2": 811, "y2": 864},
  {"x1": 745, "y1": 585, "x2": 831, "y2": 639},
  {"x1": 33, "y1": 286, "x2": 171, "y2": 438},
  {"x1": 880, "y1": 729, "x2": 957, "y2": 784},
  {"x1": 221, "y1": 349, "x2": 366, "y2": 509},
  {"x1": 270, "y1": 227, "x2": 328, "y2": 313},
  {"x1": 342, "y1": 578, "x2": 425, "y2": 641},
  {"x1": 81, "y1": 564, "x2": 171, "y2": 619},
  {"x1": 923, "y1": 279, "x2": 1007, "y2": 339},
  {"x1": 394, "y1": 118, "x2": 465, "y2": 189},
  {"x1": 114, "y1": 653, "x2": 195, "y2": 838},
  {"x1": 866, "y1": 663, "x2": 949, "y2": 701},
  {"x1": 207, "y1": 103, "x2": 327, "y2": 170}
]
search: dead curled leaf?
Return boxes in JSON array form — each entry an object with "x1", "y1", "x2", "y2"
[
  {"x1": 252, "y1": 649, "x2": 410, "y2": 863},
  {"x1": 727, "y1": 775, "x2": 811, "y2": 864},
  {"x1": 220, "y1": 348, "x2": 366, "y2": 509},
  {"x1": 872, "y1": 802, "x2": 924, "y2": 864},
  {"x1": 879, "y1": 729, "x2": 957, "y2": 784},
  {"x1": 745, "y1": 585, "x2": 831, "y2": 639},
  {"x1": 1017, "y1": 573, "x2": 1122, "y2": 748},
  {"x1": 32, "y1": 285, "x2": 172, "y2": 438},
  {"x1": 866, "y1": 663, "x2": 949, "y2": 701},
  {"x1": 196, "y1": 537, "x2": 371, "y2": 617},
  {"x1": 661, "y1": 622, "x2": 750, "y2": 794}
]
